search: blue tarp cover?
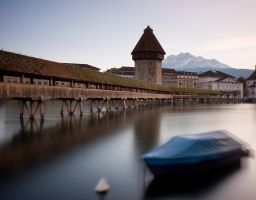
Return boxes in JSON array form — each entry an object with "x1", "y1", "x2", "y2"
[{"x1": 143, "y1": 130, "x2": 243, "y2": 165}]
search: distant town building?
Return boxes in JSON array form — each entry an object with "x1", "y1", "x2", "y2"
[
  {"x1": 106, "y1": 67, "x2": 198, "y2": 88},
  {"x1": 198, "y1": 71, "x2": 243, "y2": 99},
  {"x1": 131, "y1": 26, "x2": 165, "y2": 85},
  {"x1": 106, "y1": 66, "x2": 135, "y2": 79},
  {"x1": 176, "y1": 71, "x2": 198, "y2": 88},
  {"x1": 162, "y1": 69, "x2": 198, "y2": 88},
  {"x1": 162, "y1": 68, "x2": 177, "y2": 87},
  {"x1": 246, "y1": 65, "x2": 256, "y2": 100}
]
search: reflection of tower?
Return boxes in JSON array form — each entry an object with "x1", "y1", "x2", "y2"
[
  {"x1": 131, "y1": 26, "x2": 165, "y2": 85},
  {"x1": 133, "y1": 109, "x2": 161, "y2": 154}
]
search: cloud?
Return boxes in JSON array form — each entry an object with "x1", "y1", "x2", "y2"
[{"x1": 195, "y1": 35, "x2": 256, "y2": 52}]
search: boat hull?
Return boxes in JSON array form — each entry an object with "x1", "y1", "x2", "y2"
[
  {"x1": 143, "y1": 130, "x2": 249, "y2": 176},
  {"x1": 145, "y1": 150, "x2": 244, "y2": 176}
]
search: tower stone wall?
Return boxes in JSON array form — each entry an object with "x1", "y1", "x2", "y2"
[
  {"x1": 135, "y1": 60, "x2": 162, "y2": 84},
  {"x1": 131, "y1": 26, "x2": 165, "y2": 85}
]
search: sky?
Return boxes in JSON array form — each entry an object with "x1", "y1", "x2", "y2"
[{"x1": 0, "y1": 0, "x2": 255, "y2": 71}]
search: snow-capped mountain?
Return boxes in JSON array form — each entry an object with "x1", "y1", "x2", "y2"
[
  {"x1": 163, "y1": 52, "x2": 253, "y2": 78},
  {"x1": 163, "y1": 52, "x2": 231, "y2": 70}
]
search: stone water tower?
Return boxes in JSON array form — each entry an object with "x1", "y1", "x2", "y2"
[{"x1": 131, "y1": 26, "x2": 165, "y2": 85}]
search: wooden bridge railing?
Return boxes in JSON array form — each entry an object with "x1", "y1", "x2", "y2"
[{"x1": 0, "y1": 83, "x2": 222, "y2": 120}]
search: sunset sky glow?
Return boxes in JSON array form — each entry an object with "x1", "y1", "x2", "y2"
[{"x1": 0, "y1": 0, "x2": 255, "y2": 70}]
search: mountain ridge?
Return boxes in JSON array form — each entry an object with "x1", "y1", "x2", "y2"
[{"x1": 163, "y1": 52, "x2": 253, "y2": 78}]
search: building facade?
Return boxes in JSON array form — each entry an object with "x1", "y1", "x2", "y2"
[
  {"x1": 131, "y1": 26, "x2": 165, "y2": 85},
  {"x1": 162, "y1": 68, "x2": 177, "y2": 87},
  {"x1": 176, "y1": 71, "x2": 198, "y2": 88},
  {"x1": 246, "y1": 66, "x2": 256, "y2": 100},
  {"x1": 106, "y1": 67, "x2": 198, "y2": 88},
  {"x1": 198, "y1": 71, "x2": 243, "y2": 99},
  {"x1": 106, "y1": 66, "x2": 135, "y2": 79}
]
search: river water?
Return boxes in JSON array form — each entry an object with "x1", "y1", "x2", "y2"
[{"x1": 0, "y1": 101, "x2": 255, "y2": 200}]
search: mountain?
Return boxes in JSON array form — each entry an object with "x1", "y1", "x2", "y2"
[{"x1": 163, "y1": 52, "x2": 253, "y2": 78}]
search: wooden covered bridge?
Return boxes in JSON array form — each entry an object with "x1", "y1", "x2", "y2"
[{"x1": 0, "y1": 50, "x2": 220, "y2": 120}]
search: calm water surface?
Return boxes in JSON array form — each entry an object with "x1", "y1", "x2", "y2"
[{"x1": 0, "y1": 101, "x2": 256, "y2": 200}]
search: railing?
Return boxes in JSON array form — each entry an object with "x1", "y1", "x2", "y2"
[{"x1": 0, "y1": 83, "x2": 175, "y2": 100}]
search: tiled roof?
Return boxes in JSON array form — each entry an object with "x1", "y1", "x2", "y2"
[
  {"x1": 247, "y1": 70, "x2": 256, "y2": 80},
  {"x1": 131, "y1": 26, "x2": 165, "y2": 55},
  {"x1": 0, "y1": 50, "x2": 151, "y2": 88},
  {"x1": 199, "y1": 70, "x2": 234, "y2": 78},
  {"x1": 216, "y1": 77, "x2": 236, "y2": 82},
  {"x1": 177, "y1": 71, "x2": 197, "y2": 75},
  {"x1": 105, "y1": 66, "x2": 135, "y2": 76},
  {"x1": 119, "y1": 66, "x2": 135, "y2": 72},
  {"x1": 162, "y1": 68, "x2": 176, "y2": 73},
  {"x1": 0, "y1": 50, "x2": 220, "y2": 94}
]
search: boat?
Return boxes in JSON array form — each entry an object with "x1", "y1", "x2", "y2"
[{"x1": 142, "y1": 130, "x2": 249, "y2": 176}]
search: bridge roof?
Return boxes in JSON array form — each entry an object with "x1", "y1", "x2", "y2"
[
  {"x1": 63, "y1": 63, "x2": 100, "y2": 71},
  {"x1": 0, "y1": 50, "x2": 218, "y2": 95}
]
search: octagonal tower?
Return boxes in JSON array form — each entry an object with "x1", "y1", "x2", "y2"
[{"x1": 131, "y1": 26, "x2": 165, "y2": 85}]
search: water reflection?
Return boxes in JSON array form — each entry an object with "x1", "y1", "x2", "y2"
[
  {"x1": 19, "y1": 118, "x2": 44, "y2": 134},
  {"x1": 0, "y1": 110, "x2": 137, "y2": 176},
  {"x1": 0, "y1": 103, "x2": 255, "y2": 200},
  {"x1": 144, "y1": 161, "x2": 242, "y2": 199},
  {"x1": 133, "y1": 108, "x2": 161, "y2": 154}
]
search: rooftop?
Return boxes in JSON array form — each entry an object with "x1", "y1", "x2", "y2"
[
  {"x1": 247, "y1": 69, "x2": 256, "y2": 80},
  {"x1": 0, "y1": 50, "x2": 218, "y2": 95},
  {"x1": 162, "y1": 68, "x2": 177, "y2": 73},
  {"x1": 63, "y1": 63, "x2": 100, "y2": 71},
  {"x1": 199, "y1": 70, "x2": 234, "y2": 78},
  {"x1": 131, "y1": 26, "x2": 165, "y2": 55}
]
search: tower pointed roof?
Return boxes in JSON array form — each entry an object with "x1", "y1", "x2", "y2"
[{"x1": 131, "y1": 26, "x2": 166, "y2": 55}]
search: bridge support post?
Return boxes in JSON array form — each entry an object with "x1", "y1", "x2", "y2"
[
  {"x1": 60, "y1": 101, "x2": 64, "y2": 115},
  {"x1": 79, "y1": 100, "x2": 83, "y2": 116},
  {"x1": 133, "y1": 99, "x2": 137, "y2": 109},
  {"x1": 93, "y1": 99, "x2": 106, "y2": 112},
  {"x1": 106, "y1": 100, "x2": 110, "y2": 112},
  {"x1": 19, "y1": 99, "x2": 44, "y2": 120},
  {"x1": 122, "y1": 99, "x2": 127, "y2": 110},
  {"x1": 63, "y1": 100, "x2": 73, "y2": 115},
  {"x1": 30, "y1": 101, "x2": 34, "y2": 120},
  {"x1": 114, "y1": 99, "x2": 119, "y2": 110},
  {"x1": 40, "y1": 101, "x2": 45, "y2": 120},
  {"x1": 89, "y1": 99, "x2": 93, "y2": 112},
  {"x1": 60, "y1": 99, "x2": 82, "y2": 116},
  {"x1": 20, "y1": 100, "x2": 25, "y2": 119}
]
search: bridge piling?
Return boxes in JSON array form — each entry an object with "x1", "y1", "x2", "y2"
[
  {"x1": 79, "y1": 100, "x2": 83, "y2": 116},
  {"x1": 20, "y1": 100, "x2": 25, "y2": 119},
  {"x1": 122, "y1": 99, "x2": 127, "y2": 110},
  {"x1": 89, "y1": 99, "x2": 93, "y2": 113},
  {"x1": 60, "y1": 101, "x2": 64, "y2": 115},
  {"x1": 105, "y1": 100, "x2": 110, "y2": 112},
  {"x1": 19, "y1": 100, "x2": 44, "y2": 120},
  {"x1": 39, "y1": 101, "x2": 45, "y2": 120}
]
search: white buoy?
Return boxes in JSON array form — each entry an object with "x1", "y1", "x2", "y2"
[{"x1": 95, "y1": 178, "x2": 110, "y2": 193}]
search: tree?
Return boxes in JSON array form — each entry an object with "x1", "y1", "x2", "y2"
[{"x1": 237, "y1": 76, "x2": 245, "y2": 83}]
